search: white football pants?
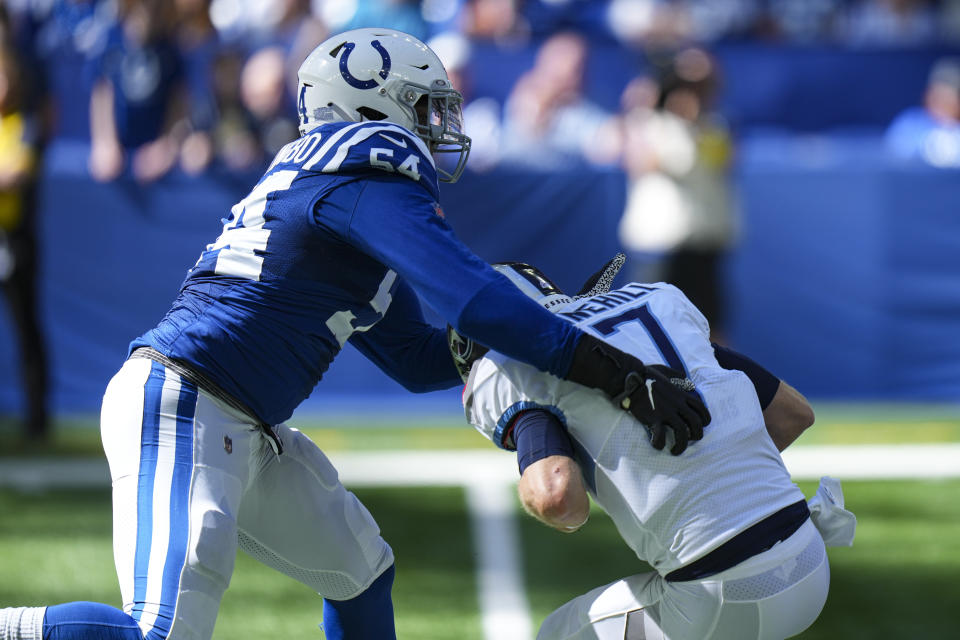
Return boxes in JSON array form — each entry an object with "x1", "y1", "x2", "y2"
[
  {"x1": 100, "y1": 357, "x2": 394, "y2": 640},
  {"x1": 538, "y1": 519, "x2": 828, "y2": 640}
]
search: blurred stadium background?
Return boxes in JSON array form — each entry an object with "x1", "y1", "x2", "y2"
[{"x1": 1, "y1": 0, "x2": 959, "y2": 638}]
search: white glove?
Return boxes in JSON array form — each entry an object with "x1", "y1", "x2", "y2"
[{"x1": 807, "y1": 476, "x2": 856, "y2": 547}]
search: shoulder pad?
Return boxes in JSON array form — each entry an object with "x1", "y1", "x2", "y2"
[{"x1": 302, "y1": 122, "x2": 439, "y2": 199}]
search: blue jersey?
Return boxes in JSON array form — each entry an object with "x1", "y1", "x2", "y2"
[{"x1": 133, "y1": 121, "x2": 581, "y2": 424}]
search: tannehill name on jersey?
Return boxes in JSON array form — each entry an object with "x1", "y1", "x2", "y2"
[{"x1": 558, "y1": 283, "x2": 658, "y2": 322}]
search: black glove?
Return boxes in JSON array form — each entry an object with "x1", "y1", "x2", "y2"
[
  {"x1": 447, "y1": 325, "x2": 489, "y2": 383},
  {"x1": 565, "y1": 334, "x2": 710, "y2": 454}
]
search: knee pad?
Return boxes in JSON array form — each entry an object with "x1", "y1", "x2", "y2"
[{"x1": 44, "y1": 602, "x2": 144, "y2": 640}]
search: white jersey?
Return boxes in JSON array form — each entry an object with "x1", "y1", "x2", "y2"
[{"x1": 464, "y1": 282, "x2": 805, "y2": 575}]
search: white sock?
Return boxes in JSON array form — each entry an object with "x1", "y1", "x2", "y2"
[{"x1": 0, "y1": 607, "x2": 46, "y2": 640}]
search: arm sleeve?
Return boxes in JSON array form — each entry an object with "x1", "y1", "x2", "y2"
[
  {"x1": 712, "y1": 343, "x2": 781, "y2": 410},
  {"x1": 348, "y1": 279, "x2": 462, "y2": 392},
  {"x1": 343, "y1": 176, "x2": 582, "y2": 378},
  {"x1": 514, "y1": 409, "x2": 575, "y2": 475}
]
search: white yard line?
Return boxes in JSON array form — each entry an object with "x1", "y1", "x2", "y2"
[
  {"x1": 2, "y1": 443, "x2": 958, "y2": 640},
  {"x1": 329, "y1": 444, "x2": 960, "y2": 485},
  {"x1": 328, "y1": 451, "x2": 534, "y2": 640},
  {"x1": 779, "y1": 444, "x2": 960, "y2": 479},
  {"x1": 3, "y1": 444, "x2": 958, "y2": 490},
  {"x1": 465, "y1": 482, "x2": 535, "y2": 640},
  {"x1": 330, "y1": 450, "x2": 520, "y2": 487}
]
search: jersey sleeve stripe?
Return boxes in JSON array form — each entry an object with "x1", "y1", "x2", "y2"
[
  {"x1": 302, "y1": 122, "x2": 435, "y2": 172},
  {"x1": 302, "y1": 121, "x2": 370, "y2": 170},
  {"x1": 320, "y1": 123, "x2": 435, "y2": 173}
]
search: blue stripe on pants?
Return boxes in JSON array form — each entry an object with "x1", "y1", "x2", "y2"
[
  {"x1": 131, "y1": 362, "x2": 165, "y2": 623},
  {"x1": 149, "y1": 378, "x2": 197, "y2": 640}
]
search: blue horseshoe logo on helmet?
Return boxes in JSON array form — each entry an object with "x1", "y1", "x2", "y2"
[{"x1": 339, "y1": 40, "x2": 391, "y2": 90}]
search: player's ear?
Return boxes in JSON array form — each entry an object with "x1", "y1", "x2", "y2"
[{"x1": 574, "y1": 253, "x2": 626, "y2": 298}]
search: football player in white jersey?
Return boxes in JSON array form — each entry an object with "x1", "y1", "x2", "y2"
[
  {"x1": 1, "y1": 30, "x2": 710, "y2": 640},
  {"x1": 462, "y1": 258, "x2": 856, "y2": 640}
]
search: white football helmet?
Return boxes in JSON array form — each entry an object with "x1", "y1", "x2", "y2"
[
  {"x1": 296, "y1": 27, "x2": 471, "y2": 182},
  {"x1": 493, "y1": 263, "x2": 572, "y2": 311}
]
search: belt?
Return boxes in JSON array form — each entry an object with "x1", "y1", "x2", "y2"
[
  {"x1": 665, "y1": 499, "x2": 810, "y2": 582},
  {"x1": 129, "y1": 346, "x2": 283, "y2": 455}
]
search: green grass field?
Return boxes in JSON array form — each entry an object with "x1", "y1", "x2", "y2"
[
  {"x1": 2, "y1": 481, "x2": 959, "y2": 639},
  {"x1": 1, "y1": 406, "x2": 959, "y2": 639}
]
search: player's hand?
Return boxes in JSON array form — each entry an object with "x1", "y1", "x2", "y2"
[
  {"x1": 627, "y1": 364, "x2": 707, "y2": 454},
  {"x1": 565, "y1": 334, "x2": 710, "y2": 454}
]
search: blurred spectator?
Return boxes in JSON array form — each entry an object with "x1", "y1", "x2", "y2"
[
  {"x1": 461, "y1": 0, "x2": 529, "y2": 44},
  {"x1": 325, "y1": 0, "x2": 430, "y2": 42},
  {"x1": 844, "y1": 0, "x2": 938, "y2": 46},
  {"x1": 615, "y1": 48, "x2": 736, "y2": 341},
  {"x1": 17, "y1": 0, "x2": 114, "y2": 144},
  {"x1": 186, "y1": 0, "x2": 324, "y2": 173},
  {"x1": 762, "y1": 0, "x2": 843, "y2": 42},
  {"x1": 0, "y1": 29, "x2": 49, "y2": 440},
  {"x1": 607, "y1": 0, "x2": 771, "y2": 47},
  {"x1": 2, "y1": 2, "x2": 49, "y2": 138},
  {"x1": 681, "y1": 0, "x2": 764, "y2": 43},
  {"x1": 88, "y1": 0, "x2": 186, "y2": 183},
  {"x1": 885, "y1": 57, "x2": 960, "y2": 167},
  {"x1": 498, "y1": 31, "x2": 613, "y2": 169},
  {"x1": 942, "y1": 0, "x2": 960, "y2": 42},
  {"x1": 522, "y1": 0, "x2": 621, "y2": 41},
  {"x1": 171, "y1": 0, "x2": 220, "y2": 175},
  {"x1": 239, "y1": 0, "x2": 327, "y2": 73},
  {"x1": 605, "y1": 0, "x2": 692, "y2": 49},
  {"x1": 278, "y1": 1, "x2": 329, "y2": 88},
  {"x1": 196, "y1": 47, "x2": 260, "y2": 172},
  {"x1": 429, "y1": 31, "x2": 473, "y2": 94},
  {"x1": 605, "y1": 0, "x2": 767, "y2": 48},
  {"x1": 429, "y1": 30, "x2": 503, "y2": 171},
  {"x1": 239, "y1": 45, "x2": 300, "y2": 163}
]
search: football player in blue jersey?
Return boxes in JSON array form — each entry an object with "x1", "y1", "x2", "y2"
[{"x1": 1, "y1": 29, "x2": 709, "y2": 640}]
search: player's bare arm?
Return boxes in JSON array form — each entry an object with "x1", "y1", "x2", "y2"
[
  {"x1": 762, "y1": 380, "x2": 815, "y2": 450},
  {"x1": 519, "y1": 455, "x2": 590, "y2": 533},
  {"x1": 508, "y1": 408, "x2": 590, "y2": 532},
  {"x1": 712, "y1": 342, "x2": 815, "y2": 449}
]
